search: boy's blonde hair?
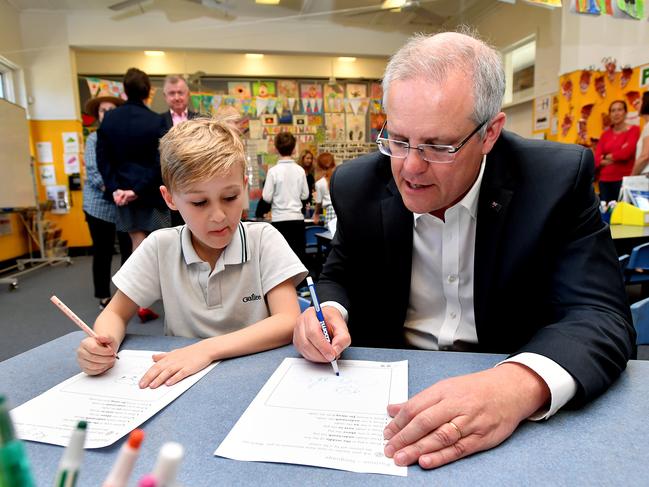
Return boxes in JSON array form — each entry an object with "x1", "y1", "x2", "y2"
[{"x1": 159, "y1": 115, "x2": 245, "y2": 192}]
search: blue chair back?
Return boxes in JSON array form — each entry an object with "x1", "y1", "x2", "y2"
[
  {"x1": 298, "y1": 296, "x2": 311, "y2": 313},
  {"x1": 619, "y1": 254, "x2": 629, "y2": 283},
  {"x1": 305, "y1": 225, "x2": 322, "y2": 248},
  {"x1": 630, "y1": 297, "x2": 649, "y2": 345},
  {"x1": 626, "y1": 243, "x2": 649, "y2": 284}
]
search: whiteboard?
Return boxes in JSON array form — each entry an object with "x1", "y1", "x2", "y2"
[{"x1": 0, "y1": 99, "x2": 34, "y2": 208}]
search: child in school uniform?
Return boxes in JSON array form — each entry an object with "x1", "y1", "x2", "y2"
[{"x1": 77, "y1": 116, "x2": 308, "y2": 388}]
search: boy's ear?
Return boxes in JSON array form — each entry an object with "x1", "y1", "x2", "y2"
[{"x1": 160, "y1": 185, "x2": 178, "y2": 211}]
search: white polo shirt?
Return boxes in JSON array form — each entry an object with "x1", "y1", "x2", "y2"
[
  {"x1": 262, "y1": 158, "x2": 309, "y2": 222},
  {"x1": 112, "y1": 222, "x2": 308, "y2": 338}
]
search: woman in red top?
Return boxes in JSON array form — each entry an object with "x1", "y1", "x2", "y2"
[{"x1": 595, "y1": 100, "x2": 640, "y2": 202}]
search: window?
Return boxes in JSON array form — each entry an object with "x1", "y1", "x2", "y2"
[
  {"x1": 502, "y1": 37, "x2": 536, "y2": 105},
  {"x1": 0, "y1": 56, "x2": 22, "y2": 105},
  {"x1": 0, "y1": 73, "x2": 4, "y2": 99}
]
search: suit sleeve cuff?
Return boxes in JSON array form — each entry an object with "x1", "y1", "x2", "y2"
[
  {"x1": 320, "y1": 301, "x2": 348, "y2": 323},
  {"x1": 497, "y1": 352, "x2": 577, "y2": 421}
]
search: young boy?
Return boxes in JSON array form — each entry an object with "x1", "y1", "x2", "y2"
[
  {"x1": 77, "y1": 117, "x2": 308, "y2": 388},
  {"x1": 262, "y1": 132, "x2": 309, "y2": 265}
]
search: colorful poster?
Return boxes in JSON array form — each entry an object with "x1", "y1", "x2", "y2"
[
  {"x1": 324, "y1": 84, "x2": 345, "y2": 113},
  {"x1": 370, "y1": 113, "x2": 387, "y2": 142},
  {"x1": 278, "y1": 80, "x2": 299, "y2": 99},
  {"x1": 85, "y1": 77, "x2": 125, "y2": 98},
  {"x1": 524, "y1": 0, "x2": 562, "y2": 7},
  {"x1": 252, "y1": 81, "x2": 276, "y2": 98},
  {"x1": 228, "y1": 82, "x2": 252, "y2": 98},
  {"x1": 300, "y1": 83, "x2": 323, "y2": 114},
  {"x1": 370, "y1": 82, "x2": 383, "y2": 100},
  {"x1": 346, "y1": 83, "x2": 367, "y2": 99},
  {"x1": 345, "y1": 114, "x2": 366, "y2": 142},
  {"x1": 325, "y1": 113, "x2": 345, "y2": 141},
  {"x1": 190, "y1": 94, "x2": 202, "y2": 113}
]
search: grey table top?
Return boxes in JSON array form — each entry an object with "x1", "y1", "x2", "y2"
[{"x1": 1, "y1": 331, "x2": 648, "y2": 486}]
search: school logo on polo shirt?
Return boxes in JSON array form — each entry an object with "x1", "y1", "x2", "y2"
[{"x1": 242, "y1": 293, "x2": 262, "y2": 303}]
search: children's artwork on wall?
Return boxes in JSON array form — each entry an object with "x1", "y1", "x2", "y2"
[
  {"x1": 572, "y1": 0, "x2": 600, "y2": 14},
  {"x1": 278, "y1": 80, "x2": 299, "y2": 99},
  {"x1": 602, "y1": 57, "x2": 617, "y2": 83},
  {"x1": 561, "y1": 77, "x2": 573, "y2": 101},
  {"x1": 370, "y1": 99, "x2": 384, "y2": 114},
  {"x1": 370, "y1": 113, "x2": 387, "y2": 142},
  {"x1": 324, "y1": 84, "x2": 345, "y2": 113},
  {"x1": 262, "y1": 114, "x2": 278, "y2": 126},
  {"x1": 561, "y1": 113, "x2": 574, "y2": 137},
  {"x1": 616, "y1": 0, "x2": 644, "y2": 19},
  {"x1": 579, "y1": 70, "x2": 592, "y2": 94},
  {"x1": 346, "y1": 83, "x2": 367, "y2": 99},
  {"x1": 278, "y1": 109, "x2": 293, "y2": 124},
  {"x1": 228, "y1": 82, "x2": 252, "y2": 98},
  {"x1": 325, "y1": 113, "x2": 345, "y2": 141},
  {"x1": 594, "y1": 75, "x2": 607, "y2": 97},
  {"x1": 293, "y1": 115, "x2": 307, "y2": 131},
  {"x1": 85, "y1": 77, "x2": 125, "y2": 99},
  {"x1": 252, "y1": 81, "x2": 277, "y2": 98},
  {"x1": 300, "y1": 83, "x2": 323, "y2": 114},
  {"x1": 620, "y1": 66, "x2": 633, "y2": 88},
  {"x1": 307, "y1": 115, "x2": 323, "y2": 127},
  {"x1": 370, "y1": 82, "x2": 383, "y2": 100},
  {"x1": 201, "y1": 94, "x2": 213, "y2": 115},
  {"x1": 212, "y1": 95, "x2": 223, "y2": 113},
  {"x1": 345, "y1": 114, "x2": 366, "y2": 142},
  {"x1": 191, "y1": 94, "x2": 202, "y2": 112}
]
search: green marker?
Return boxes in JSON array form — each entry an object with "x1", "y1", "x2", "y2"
[
  {"x1": 0, "y1": 396, "x2": 35, "y2": 487},
  {"x1": 54, "y1": 421, "x2": 87, "y2": 487}
]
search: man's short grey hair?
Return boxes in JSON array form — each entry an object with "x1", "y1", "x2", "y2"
[
  {"x1": 163, "y1": 75, "x2": 189, "y2": 92},
  {"x1": 382, "y1": 29, "x2": 505, "y2": 138}
]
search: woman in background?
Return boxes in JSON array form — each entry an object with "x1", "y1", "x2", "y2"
[
  {"x1": 97, "y1": 68, "x2": 169, "y2": 322},
  {"x1": 631, "y1": 92, "x2": 649, "y2": 176},
  {"x1": 595, "y1": 100, "x2": 640, "y2": 202},
  {"x1": 313, "y1": 152, "x2": 337, "y2": 226},
  {"x1": 298, "y1": 149, "x2": 315, "y2": 213},
  {"x1": 82, "y1": 95, "x2": 131, "y2": 309}
]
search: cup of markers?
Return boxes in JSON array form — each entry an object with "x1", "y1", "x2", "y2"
[{"x1": 0, "y1": 395, "x2": 36, "y2": 487}]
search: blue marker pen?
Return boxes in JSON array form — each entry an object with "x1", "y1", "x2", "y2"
[{"x1": 306, "y1": 277, "x2": 340, "y2": 376}]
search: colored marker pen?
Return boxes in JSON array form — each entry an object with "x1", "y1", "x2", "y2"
[
  {"x1": 102, "y1": 429, "x2": 145, "y2": 487},
  {"x1": 152, "y1": 442, "x2": 184, "y2": 487},
  {"x1": 306, "y1": 277, "x2": 340, "y2": 376},
  {"x1": 0, "y1": 396, "x2": 35, "y2": 487},
  {"x1": 137, "y1": 474, "x2": 157, "y2": 487},
  {"x1": 54, "y1": 421, "x2": 87, "y2": 487}
]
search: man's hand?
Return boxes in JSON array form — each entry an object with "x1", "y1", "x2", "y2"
[
  {"x1": 138, "y1": 341, "x2": 215, "y2": 389},
  {"x1": 293, "y1": 306, "x2": 351, "y2": 362},
  {"x1": 383, "y1": 363, "x2": 550, "y2": 469}
]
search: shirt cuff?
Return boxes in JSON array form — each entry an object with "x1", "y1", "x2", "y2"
[
  {"x1": 497, "y1": 352, "x2": 577, "y2": 421},
  {"x1": 320, "y1": 301, "x2": 348, "y2": 323}
]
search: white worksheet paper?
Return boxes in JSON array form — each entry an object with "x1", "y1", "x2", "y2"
[
  {"x1": 10, "y1": 350, "x2": 218, "y2": 448},
  {"x1": 215, "y1": 358, "x2": 408, "y2": 476}
]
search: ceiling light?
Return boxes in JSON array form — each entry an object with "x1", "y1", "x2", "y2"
[
  {"x1": 245, "y1": 53, "x2": 264, "y2": 60},
  {"x1": 381, "y1": 0, "x2": 408, "y2": 9},
  {"x1": 338, "y1": 57, "x2": 357, "y2": 63},
  {"x1": 255, "y1": 0, "x2": 280, "y2": 4},
  {"x1": 144, "y1": 50, "x2": 165, "y2": 57}
]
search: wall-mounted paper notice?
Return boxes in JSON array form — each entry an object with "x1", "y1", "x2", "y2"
[
  {"x1": 215, "y1": 358, "x2": 408, "y2": 477},
  {"x1": 62, "y1": 132, "x2": 80, "y2": 153},
  {"x1": 63, "y1": 153, "x2": 80, "y2": 175},
  {"x1": 36, "y1": 142, "x2": 53, "y2": 163},
  {"x1": 39, "y1": 165, "x2": 57, "y2": 186}
]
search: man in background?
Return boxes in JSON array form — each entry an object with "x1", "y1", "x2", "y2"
[{"x1": 161, "y1": 74, "x2": 200, "y2": 225}]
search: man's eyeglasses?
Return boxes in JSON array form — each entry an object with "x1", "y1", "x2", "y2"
[{"x1": 375, "y1": 120, "x2": 487, "y2": 164}]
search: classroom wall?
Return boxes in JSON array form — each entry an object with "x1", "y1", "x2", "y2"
[
  {"x1": 560, "y1": 8, "x2": 649, "y2": 75},
  {"x1": 503, "y1": 101, "x2": 534, "y2": 139},
  {"x1": 75, "y1": 50, "x2": 388, "y2": 79}
]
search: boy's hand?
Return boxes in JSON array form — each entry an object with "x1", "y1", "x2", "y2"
[
  {"x1": 77, "y1": 335, "x2": 117, "y2": 376},
  {"x1": 138, "y1": 342, "x2": 214, "y2": 389},
  {"x1": 293, "y1": 306, "x2": 351, "y2": 363}
]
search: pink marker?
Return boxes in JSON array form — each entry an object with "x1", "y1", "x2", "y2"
[
  {"x1": 50, "y1": 295, "x2": 119, "y2": 359},
  {"x1": 103, "y1": 429, "x2": 145, "y2": 487},
  {"x1": 137, "y1": 475, "x2": 156, "y2": 487}
]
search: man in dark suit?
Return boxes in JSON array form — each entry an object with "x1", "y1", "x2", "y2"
[
  {"x1": 294, "y1": 32, "x2": 635, "y2": 469},
  {"x1": 161, "y1": 75, "x2": 200, "y2": 225}
]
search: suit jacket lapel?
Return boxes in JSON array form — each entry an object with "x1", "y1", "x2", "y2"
[
  {"x1": 381, "y1": 177, "x2": 414, "y2": 326},
  {"x1": 474, "y1": 146, "x2": 514, "y2": 342}
]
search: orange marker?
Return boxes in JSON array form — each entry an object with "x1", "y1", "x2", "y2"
[{"x1": 103, "y1": 429, "x2": 145, "y2": 487}]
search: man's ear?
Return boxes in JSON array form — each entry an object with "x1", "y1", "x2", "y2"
[
  {"x1": 481, "y1": 112, "x2": 506, "y2": 155},
  {"x1": 160, "y1": 185, "x2": 178, "y2": 210}
]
